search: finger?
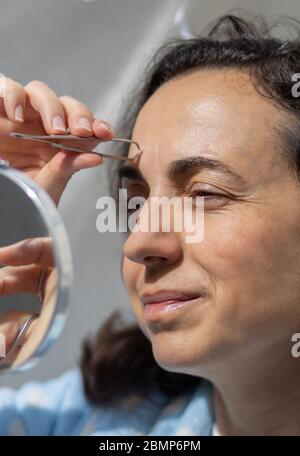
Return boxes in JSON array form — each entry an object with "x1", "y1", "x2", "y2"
[
  {"x1": 59, "y1": 95, "x2": 94, "y2": 136},
  {"x1": 35, "y1": 150, "x2": 103, "y2": 205},
  {"x1": 59, "y1": 96, "x2": 115, "y2": 149},
  {"x1": 0, "y1": 311, "x2": 38, "y2": 357},
  {"x1": 0, "y1": 237, "x2": 54, "y2": 267},
  {"x1": 0, "y1": 265, "x2": 41, "y2": 296},
  {"x1": 0, "y1": 316, "x2": 20, "y2": 354},
  {"x1": 92, "y1": 118, "x2": 115, "y2": 140},
  {"x1": 24, "y1": 80, "x2": 67, "y2": 134},
  {"x1": 1, "y1": 76, "x2": 26, "y2": 123}
]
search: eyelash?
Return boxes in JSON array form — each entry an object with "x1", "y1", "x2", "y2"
[
  {"x1": 188, "y1": 190, "x2": 230, "y2": 208},
  {"x1": 126, "y1": 203, "x2": 142, "y2": 215},
  {"x1": 189, "y1": 190, "x2": 227, "y2": 199}
]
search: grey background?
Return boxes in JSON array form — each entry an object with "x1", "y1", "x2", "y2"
[{"x1": 0, "y1": 0, "x2": 299, "y2": 388}]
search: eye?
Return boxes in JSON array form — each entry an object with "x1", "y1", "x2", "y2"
[
  {"x1": 190, "y1": 190, "x2": 226, "y2": 199},
  {"x1": 189, "y1": 189, "x2": 231, "y2": 209},
  {"x1": 119, "y1": 183, "x2": 148, "y2": 211},
  {"x1": 126, "y1": 194, "x2": 146, "y2": 216},
  {"x1": 127, "y1": 202, "x2": 142, "y2": 215}
]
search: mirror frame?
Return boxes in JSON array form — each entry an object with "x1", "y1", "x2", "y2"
[{"x1": 0, "y1": 158, "x2": 73, "y2": 373}]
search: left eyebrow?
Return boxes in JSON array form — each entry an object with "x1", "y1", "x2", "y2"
[
  {"x1": 165, "y1": 156, "x2": 248, "y2": 187},
  {"x1": 117, "y1": 156, "x2": 248, "y2": 188}
]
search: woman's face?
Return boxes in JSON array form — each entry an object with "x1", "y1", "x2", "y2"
[{"x1": 120, "y1": 69, "x2": 300, "y2": 377}]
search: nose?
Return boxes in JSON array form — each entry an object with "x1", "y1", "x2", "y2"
[
  {"x1": 123, "y1": 203, "x2": 183, "y2": 268},
  {"x1": 124, "y1": 230, "x2": 182, "y2": 267}
]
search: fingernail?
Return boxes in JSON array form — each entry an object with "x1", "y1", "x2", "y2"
[
  {"x1": 52, "y1": 115, "x2": 66, "y2": 132},
  {"x1": 14, "y1": 104, "x2": 24, "y2": 122},
  {"x1": 78, "y1": 117, "x2": 92, "y2": 131},
  {"x1": 100, "y1": 120, "x2": 114, "y2": 133}
]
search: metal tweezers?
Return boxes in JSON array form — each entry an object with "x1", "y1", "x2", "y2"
[
  {"x1": 0, "y1": 313, "x2": 40, "y2": 367},
  {"x1": 9, "y1": 132, "x2": 142, "y2": 161}
]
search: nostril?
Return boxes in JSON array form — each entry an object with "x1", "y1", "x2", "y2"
[{"x1": 144, "y1": 256, "x2": 168, "y2": 263}]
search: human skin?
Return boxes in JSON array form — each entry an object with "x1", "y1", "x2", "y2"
[{"x1": 121, "y1": 69, "x2": 300, "y2": 435}]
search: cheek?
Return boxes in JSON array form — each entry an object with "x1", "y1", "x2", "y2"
[
  {"x1": 195, "y1": 209, "x2": 288, "y2": 284},
  {"x1": 121, "y1": 256, "x2": 150, "y2": 337},
  {"x1": 121, "y1": 256, "x2": 141, "y2": 295},
  {"x1": 191, "y1": 209, "x2": 300, "y2": 341}
]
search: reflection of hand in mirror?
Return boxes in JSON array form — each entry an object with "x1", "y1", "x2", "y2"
[
  {"x1": 0, "y1": 76, "x2": 115, "y2": 206},
  {"x1": 0, "y1": 236, "x2": 56, "y2": 367}
]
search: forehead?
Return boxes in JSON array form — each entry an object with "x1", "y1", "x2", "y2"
[{"x1": 128, "y1": 69, "x2": 288, "y2": 185}]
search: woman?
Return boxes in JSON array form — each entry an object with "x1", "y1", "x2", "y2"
[{"x1": 0, "y1": 13, "x2": 300, "y2": 436}]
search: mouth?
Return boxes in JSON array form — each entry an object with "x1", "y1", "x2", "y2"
[
  {"x1": 141, "y1": 290, "x2": 202, "y2": 306},
  {"x1": 140, "y1": 289, "x2": 206, "y2": 320}
]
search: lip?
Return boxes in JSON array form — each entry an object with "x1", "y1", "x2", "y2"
[
  {"x1": 141, "y1": 292, "x2": 206, "y2": 322},
  {"x1": 141, "y1": 290, "x2": 203, "y2": 306}
]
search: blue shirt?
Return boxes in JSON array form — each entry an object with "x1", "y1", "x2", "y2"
[{"x1": 0, "y1": 369, "x2": 215, "y2": 435}]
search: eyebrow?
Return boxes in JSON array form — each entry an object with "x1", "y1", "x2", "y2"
[{"x1": 117, "y1": 155, "x2": 247, "y2": 187}]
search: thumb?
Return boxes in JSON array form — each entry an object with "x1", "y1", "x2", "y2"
[{"x1": 35, "y1": 150, "x2": 103, "y2": 206}]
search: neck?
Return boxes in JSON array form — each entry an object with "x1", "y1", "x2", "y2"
[{"x1": 210, "y1": 342, "x2": 300, "y2": 436}]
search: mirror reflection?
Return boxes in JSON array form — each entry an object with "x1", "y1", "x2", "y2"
[{"x1": 0, "y1": 173, "x2": 57, "y2": 369}]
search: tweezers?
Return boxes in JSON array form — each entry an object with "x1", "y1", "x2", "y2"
[
  {"x1": 9, "y1": 132, "x2": 142, "y2": 161},
  {"x1": 0, "y1": 313, "x2": 40, "y2": 367}
]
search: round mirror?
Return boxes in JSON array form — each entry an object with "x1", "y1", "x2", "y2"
[{"x1": 0, "y1": 158, "x2": 73, "y2": 372}]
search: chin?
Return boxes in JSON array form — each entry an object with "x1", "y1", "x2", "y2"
[
  {"x1": 148, "y1": 330, "x2": 214, "y2": 377},
  {"x1": 148, "y1": 321, "x2": 243, "y2": 379}
]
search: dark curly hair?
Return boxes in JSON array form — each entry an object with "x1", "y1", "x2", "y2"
[{"x1": 80, "y1": 12, "x2": 300, "y2": 406}]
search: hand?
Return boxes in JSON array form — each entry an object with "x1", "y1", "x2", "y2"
[
  {"x1": 0, "y1": 76, "x2": 115, "y2": 205},
  {"x1": 0, "y1": 76, "x2": 113, "y2": 366},
  {"x1": 0, "y1": 236, "x2": 56, "y2": 367}
]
